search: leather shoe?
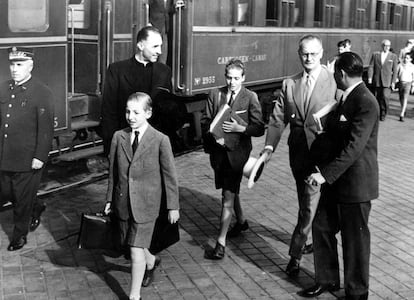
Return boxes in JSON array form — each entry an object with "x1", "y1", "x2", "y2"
[
  {"x1": 227, "y1": 220, "x2": 249, "y2": 238},
  {"x1": 204, "y1": 242, "x2": 225, "y2": 260},
  {"x1": 142, "y1": 256, "x2": 161, "y2": 287},
  {"x1": 30, "y1": 204, "x2": 46, "y2": 232},
  {"x1": 7, "y1": 236, "x2": 27, "y2": 251},
  {"x1": 298, "y1": 283, "x2": 340, "y2": 298},
  {"x1": 302, "y1": 243, "x2": 313, "y2": 254},
  {"x1": 285, "y1": 257, "x2": 300, "y2": 277}
]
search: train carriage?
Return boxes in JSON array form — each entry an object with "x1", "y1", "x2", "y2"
[{"x1": 0, "y1": 0, "x2": 413, "y2": 161}]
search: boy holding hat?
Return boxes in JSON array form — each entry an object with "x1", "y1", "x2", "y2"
[{"x1": 0, "y1": 47, "x2": 54, "y2": 251}]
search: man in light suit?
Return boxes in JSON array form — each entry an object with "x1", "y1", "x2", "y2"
[
  {"x1": 201, "y1": 59, "x2": 264, "y2": 259},
  {"x1": 300, "y1": 52, "x2": 379, "y2": 300},
  {"x1": 368, "y1": 39, "x2": 398, "y2": 121},
  {"x1": 262, "y1": 35, "x2": 337, "y2": 276}
]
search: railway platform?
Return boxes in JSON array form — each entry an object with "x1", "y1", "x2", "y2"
[{"x1": 1, "y1": 92, "x2": 414, "y2": 300}]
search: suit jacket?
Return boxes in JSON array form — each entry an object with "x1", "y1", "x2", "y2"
[
  {"x1": 368, "y1": 51, "x2": 398, "y2": 87},
  {"x1": 265, "y1": 65, "x2": 337, "y2": 175},
  {"x1": 100, "y1": 57, "x2": 172, "y2": 154},
  {"x1": 320, "y1": 82, "x2": 379, "y2": 203},
  {"x1": 201, "y1": 86, "x2": 264, "y2": 172},
  {"x1": 0, "y1": 78, "x2": 54, "y2": 172},
  {"x1": 106, "y1": 125, "x2": 179, "y2": 223}
]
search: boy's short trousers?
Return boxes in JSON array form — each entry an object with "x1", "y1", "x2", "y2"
[
  {"x1": 212, "y1": 149, "x2": 243, "y2": 194},
  {"x1": 399, "y1": 81, "x2": 411, "y2": 99},
  {"x1": 119, "y1": 218, "x2": 156, "y2": 248}
]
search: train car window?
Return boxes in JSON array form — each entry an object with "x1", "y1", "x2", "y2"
[
  {"x1": 351, "y1": 0, "x2": 371, "y2": 29},
  {"x1": 389, "y1": 4, "x2": 402, "y2": 31},
  {"x1": 411, "y1": 7, "x2": 414, "y2": 31},
  {"x1": 193, "y1": 0, "x2": 232, "y2": 26},
  {"x1": 401, "y1": 5, "x2": 408, "y2": 31},
  {"x1": 375, "y1": 1, "x2": 387, "y2": 30},
  {"x1": 8, "y1": 0, "x2": 49, "y2": 32},
  {"x1": 314, "y1": 0, "x2": 340, "y2": 28},
  {"x1": 68, "y1": 0, "x2": 91, "y2": 29},
  {"x1": 265, "y1": 0, "x2": 300, "y2": 27}
]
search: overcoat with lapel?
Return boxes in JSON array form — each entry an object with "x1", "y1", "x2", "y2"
[
  {"x1": 265, "y1": 65, "x2": 337, "y2": 175},
  {"x1": 201, "y1": 86, "x2": 264, "y2": 172},
  {"x1": 106, "y1": 125, "x2": 179, "y2": 223},
  {"x1": 100, "y1": 57, "x2": 172, "y2": 154},
  {"x1": 368, "y1": 51, "x2": 398, "y2": 87},
  {"x1": 320, "y1": 82, "x2": 379, "y2": 203}
]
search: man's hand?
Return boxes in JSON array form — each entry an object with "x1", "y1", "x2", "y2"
[
  {"x1": 391, "y1": 82, "x2": 396, "y2": 91},
  {"x1": 31, "y1": 158, "x2": 44, "y2": 170},
  {"x1": 222, "y1": 117, "x2": 245, "y2": 133},
  {"x1": 306, "y1": 172, "x2": 326, "y2": 186},
  {"x1": 104, "y1": 202, "x2": 112, "y2": 215},
  {"x1": 168, "y1": 209, "x2": 180, "y2": 224},
  {"x1": 260, "y1": 148, "x2": 273, "y2": 163}
]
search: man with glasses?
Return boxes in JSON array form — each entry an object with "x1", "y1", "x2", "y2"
[
  {"x1": 262, "y1": 35, "x2": 337, "y2": 277},
  {"x1": 368, "y1": 39, "x2": 398, "y2": 121}
]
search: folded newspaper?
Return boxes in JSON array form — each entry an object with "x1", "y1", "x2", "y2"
[{"x1": 312, "y1": 100, "x2": 337, "y2": 132}]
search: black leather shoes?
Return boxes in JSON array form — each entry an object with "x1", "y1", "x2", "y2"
[
  {"x1": 30, "y1": 204, "x2": 46, "y2": 232},
  {"x1": 285, "y1": 257, "x2": 300, "y2": 277},
  {"x1": 204, "y1": 242, "x2": 225, "y2": 260},
  {"x1": 142, "y1": 256, "x2": 161, "y2": 287},
  {"x1": 227, "y1": 220, "x2": 249, "y2": 238},
  {"x1": 302, "y1": 243, "x2": 313, "y2": 255},
  {"x1": 7, "y1": 236, "x2": 27, "y2": 251},
  {"x1": 298, "y1": 283, "x2": 340, "y2": 298}
]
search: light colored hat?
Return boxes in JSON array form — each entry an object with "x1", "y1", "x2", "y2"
[
  {"x1": 8, "y1": 46, "x2": 34, "y2": 61},
  {"x1": 243, "y1": 152, "x2": 268, "y2": 189}
]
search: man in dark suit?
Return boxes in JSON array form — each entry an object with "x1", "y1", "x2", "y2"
[
  {"x1": 201, "y1": 59, "x2": 264, "y2": 259},
  {"x1": 299, "y1": 52, "x2": 379, "y2": 299},
  {"x1": 368, "y1": 39, "x2": 398, "y2": 121},
  {"x1": 100, "y1": 26, "x2": 172, "y2": 156},
  {"x1": 0, "y1": 47, "x2": 54, "y2": 251},
  {"x1": 262, "y1": 35, "x2": 337, "y2": 276}
]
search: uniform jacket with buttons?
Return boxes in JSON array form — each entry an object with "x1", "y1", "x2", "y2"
[
  {"x1": 105, "y1": 125, "x2": 179, "y2": 223},
  {"x1": 0, "y1": 78, "x2": 54, "y2": 172},
  {"x1": 265, "y1": 65, "x2": 337, "y2": 175}
]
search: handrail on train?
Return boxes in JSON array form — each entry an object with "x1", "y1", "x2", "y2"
[
  {"x1": 105, "y1": 1, "x2": 112, "y2": 68},
  {"x1": 175, "y1": 0, "x2": 186, "y2": 91},
  {"x1": 69, "y1": 5, "x2": 75, "y2": 97}
]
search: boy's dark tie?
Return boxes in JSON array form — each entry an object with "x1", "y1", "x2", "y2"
[
  {"x1": 132, "y1": 131, "x2": 139, "y2": 153},
  {"x1": 228, "y1": 91, "x2": 235, "y2": 107}
]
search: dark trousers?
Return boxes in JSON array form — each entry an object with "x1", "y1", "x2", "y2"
[
  {"x1": 289, "y1": 175, "x2": 321, "y2": 259},
  {"x1": 374, "y1": 86, "x2": 391, "y2": 118},
  {"x1": 313, "y1": 194, "x2": 371, "y2": 296},
  {"x1": 0, "y1": 170, "x2": 44, "y2": 240}
]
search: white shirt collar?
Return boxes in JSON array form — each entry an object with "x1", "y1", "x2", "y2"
[
  {"x1": 303, "y1": 65, "x2": 322, "y2": 82},
  {"x1": 342, "y1": 80, "x2": 363, "y2": 102},
  {"x1": 131, "y1": 122, "x2": 148, "y2": 143}
]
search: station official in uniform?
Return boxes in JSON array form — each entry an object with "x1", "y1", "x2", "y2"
[{"x1": 0, "y1": 47, "x2": 54, "y2": 251}]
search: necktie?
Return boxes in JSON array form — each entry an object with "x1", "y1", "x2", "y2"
[
  {"x1": 303, "y1": 75, "x2": 312, "y2": 112},
  {"x1": 228, "y1": 91, "x2": 235, "y2": 107},
  {"x1": 132, "y1": 131, "x2": 139, "y2": 153}
]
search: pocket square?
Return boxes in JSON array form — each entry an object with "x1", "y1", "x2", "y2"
[
  {"x1": 235, "y1": 110, "x2": 247, "y2": 114},
  {"x1": 339, "y1": 114, "x2": 347, "y2": 122}
]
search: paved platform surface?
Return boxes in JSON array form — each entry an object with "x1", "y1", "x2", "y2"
[{"x1": 1, "y1": 94, "x2": 414, "y2": 300}]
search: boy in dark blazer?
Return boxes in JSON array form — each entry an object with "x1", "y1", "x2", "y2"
[
  {"x1": 104, "y1": 92, "x2": 180, "y2": 300},
  {"x1": 201, "y1": 59, "x2": 264, "y2": 259},
  {"x1": 300, "y1": 52, "x2": 379, "y2": 300}
]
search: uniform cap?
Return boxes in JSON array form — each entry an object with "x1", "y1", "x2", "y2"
[{"x1": 8, "y1": 47, "x2": 34, "y2": 61}]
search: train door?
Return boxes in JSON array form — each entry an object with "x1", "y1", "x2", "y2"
[
  {"x1": 0, "y1": 0, "x2": 68, "y2": 133},
  {"x1": 68, "y1": 0, "x2": 148, "y2": 96}
]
